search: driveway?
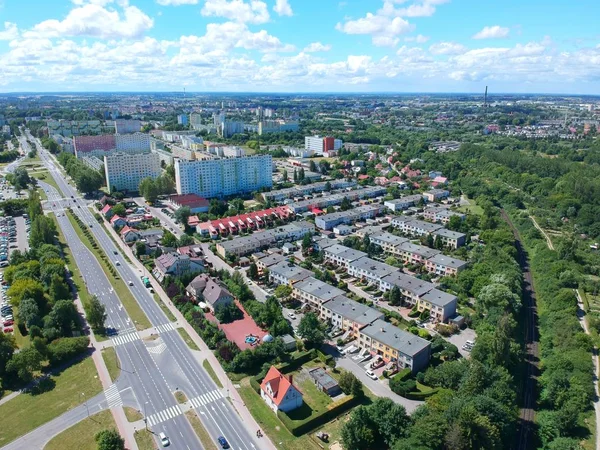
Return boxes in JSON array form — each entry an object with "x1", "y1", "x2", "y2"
[
  {"x1": 14, "y1": 216, "x2": 28, "y2": 253},
  {"x1": 446, "y1": 328, "x2": 477, "y2": 358}
]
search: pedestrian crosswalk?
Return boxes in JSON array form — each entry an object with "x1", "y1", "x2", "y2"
[
  {"x1": 147, "y1": 341, "x2": 167, "y2": 355},
  {"x1": 105, "y1": 384, "x2": 122, "y2": 409},
  {"x1": 111, "y1": 331, "x2": 140, "y2": 346},
  {"x1": 188, "y1": 389, "x2": 224, "y2": 409},
  {"x1": 155, "y1": 323, "x2": 176, "y2": 334},
  {"x1": 146, "y1": 404, "x2": 183, "y2": 427}
]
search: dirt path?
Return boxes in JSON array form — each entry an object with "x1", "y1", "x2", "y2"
[{"x1": 529, "y1": 215, "x2": 554, "y2": 250}]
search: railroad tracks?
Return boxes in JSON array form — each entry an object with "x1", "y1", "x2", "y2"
[{"x1": 500, "y1": 209, "x2": 539, "y2": 450}]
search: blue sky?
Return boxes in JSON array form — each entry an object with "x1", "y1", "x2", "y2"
[{"x1": 0, "y1": 0, "x2": 598, "y2": 93}]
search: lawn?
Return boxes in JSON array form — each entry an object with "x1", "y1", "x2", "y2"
[
  {"x1": 174, "y1": 390, "x2": 188, "y2": 404},
  {"x1": 185, "y1": 410, "x2": 218, "y2": 450},
  {"x1": 66, "y1": 211, "x2": 151, "y2": 331},
  {"x1": 292, "y1": 371, "x2": 333, "y2": 414},
  {"x1": 124, "y1": 406, "x2": 143, "y2": 422},
  {"x1": 236, "y1": 381, "x2": 323, "y2": 450},
  {"x1": 11, "y1": 306, "x2": 29, "y2": 349},
  {"x1": 50, "y1": 212, "x2": 108, "y2": 342},
  {"x1": 0, "y1": 356, "x2": 102, "y2": 447},
  {"x1": 101, "y1": 347, "x2": 120, "y2": 382},
  {"x1": 178, "y1": 327, "x2": 200, "y2": 351},
  {"x1": 44, "y1": 409, "x2": 116, "y2": 450},
  {"x1": 202, "y1": 359, "x2": 223, "y2": 388},
  {"x1": 134, "y1": 429, "x2": 157, "y2": 450},
  {"x1": 455, "y1": 196, "x2": 483, "y2": 216},
  {"x1": 154, "y1": 294, "x2": 176, "y2": 321},
  {"x1": 31, "y1": 170, "x2": 63, "y2": 197}
]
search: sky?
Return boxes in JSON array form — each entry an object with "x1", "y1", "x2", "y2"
[{"x1": 0, "y1": 0, "x2": 599, "y2": 94}]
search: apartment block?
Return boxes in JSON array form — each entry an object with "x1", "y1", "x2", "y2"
[
  {"x1": 47, "y1": 119, "x2": 102, "y2": 137},
  {"x1": 261, "y1": 180, "x2": 356, "y2": 203},
  {"x1": 305, "y1": 135, "x2": 342, "y2": 156},
  {"x1": 175, "y1": 155, "x2": 272, "y2": 198},
  {"x1": 258, "y1": 120, "x2": 299, "y2": 135},
  {"x1": 431, "y1": 228, "x2": 466, "y2": 249},
  {"x1": 358, "y1": 319, "x2": 431, "y2": 373},
  {"x1": 395, "y1": 241, "x2": 441, "y2": 265},
  {"x1": 369, "y1": 232, "x2": 409, "y2": 253},
  {"x1": 392, "y1": 217, "x2": 443, "y2": 237},
  {"x1": 286, "y1": 186, "x2": 386, "y2": 214},
  {"x1": 384, "y1": 194, "x2": 424, "y2": 212},
  {"x1": 422, "y1": 189, "x2": 450, "y2": 203},
  {"x1": 417, "y1": 289, "x2": 458, "y2": 323},
  {"x1": 114, "y1": 119, "x2": 141, "y2": 134},
  {"x1": 74, "y1": 133, "x2": 150, "y2": 158},
  {"x1": 104, "y1": 152, "x2": 161, "y2": 193},
  {"x1": 422, "y1": 206, "x2": 465, "y2": 224},
  {"x1": 424, "y1": 254, "x2": 468, "y2": 276},
  {"x1": 347, "y1": 256, "x2": 397, "y2": 285},
  {"x1": 255, "y1": 253, "x2": 287, "y2": 273}
]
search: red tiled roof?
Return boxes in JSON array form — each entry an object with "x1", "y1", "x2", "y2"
[
  {"x1": 260, "y1": 366, "x2": 298, "y2": 406},
  {"x1": 170, "y1": 194, "x2": 209, "y2": 209},
  {"x1": 100, "y1": 204, "x2": 112, "y2": 214},
  {"x1": 110, "y1": 215, "x2": 125, "y2": 224}
]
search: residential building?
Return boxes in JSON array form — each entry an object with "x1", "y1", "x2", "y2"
[
  {"x1": 47, "y1": 119, "x2": 102, "y2": 137},
  {"x1": 268, "y1": 262, "x2": 314, "y2": 286},
  {"x1": 168, "y1": 194, "x2": 210, "y2": 214},
  {"x1": 333, "y1": 224, "x2": 353, "y2": 236},
  {"x1": 177, "y1": 114, "x2": 188, "y2": 126},
  {"x1": 260, "y1": 366, "x2": 303, "y2": 413},
  {"x1": 358, "y1": 319, "x2": 431, "y2": 373},
  {"x1": 100, "y1": 204, "x2": 114, "y2": 219},
  {"x1": 369, "y1": 232, "x2": 409, "y2": 253},
  {"x1": 286, "y1": 186, "x2": 386, "y2": 214},
  {"x1": 114, "y1": 119, "x2": 141, "y2": 134},
  {"x1": 315, "y1": 205, "x2": 384, "y2": 231},
  {"x1": 196, "y1": 206, "x2": 293, "y2": 238},
  {"x1": 348, "y1": 256, "x2": 397, "y2": 285},
  {"x1": 104, "y1": 152, "x2": 161, "y2": 193},
  {"x1": 256, "y1": 253, "x2": 287, "y2": 273},
  {"x1": 320, "y1": 295, "x2": 384, "y2": 338},
  {"x1": 417, "y1": 289, "x2": 458, "y2": 323},
  {"x1": 379, "y1": 272, "x2": 434, "y2": 305},
  {"x1": 292, "y1": 277, "x2": 345, "y2": 309},
  {"x1": 189, "y1": 113, "x2": 204, "y2": 130},
  {"x1": 202, "y1": 277, "x2": 234, "y2": 311},
  {"x1": 110, "y1": 216, "x2": 127, "y2": 228},
  {"x1": 384, "y1": 195, "x2": 424, "y2": 212},
  {"x1": 424, "y1": 254, "x2": 468, "y2": 276},
  {"x1": 258, "y1": 120, "x2": 299, "y2": 135},
  {"x1": 281, "y1": 242, "x2": 297, "y2": 255},
  {"x1": 312, "y1": 236, "x2": 337, "y2": 252},
  {"x1": 308, "y1": 368, "x2": 341, "y2": 397},
  {"x1": 74, "y1": 133, "x2": 150, "y2": 158},
  {"x1": 432, "y1": 228, "x2": 466, "y2": 249},
  {"x1": 120, "y1": 225, "x2": 140, "y2": 243},
  {"x1": 422, "y1": 206, "x2": 465, "y2": 224},
  {"x1": 261, "y1": 180, "x2": 356, "y2": 203},
  {"x1": 395, "y1": 241, "x2": 441, "y2": 265},
  {"x1": 175, "y1": 155, "x2": 272, "y2": 198},
  {"x1": 180, "y1": 136, "x2": 205, "y2": 151},
  {"x1": 153, "y1": 252, "x2": 204, "y2": 282},
  {"x1": 305, "y1": 135, "x2": 342, "y2": 156},
  {"x1": 323, "y1": 244, "x2": 367, "y2": 269},
  {"x1": 422, "y1": 189, "x2": 450, "y2": 203},
  {"x1": 392, "y1": 217, "x2": 443, "y2": 238}
]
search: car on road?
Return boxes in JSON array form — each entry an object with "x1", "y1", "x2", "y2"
[
  {"x1": 113, "y1": 250, "x2": 118, "y2": 255},
  {"x1": 365, "y1": 370, "x2": 378, "y2": 380},
  {"x1": 115, "y1": 261, "x2": 120, "y2": 266},
  {"x1": 128, "y1": 281, "x2": 134, "y2": 286},
  {"x1": 217, "y1": 436, "x2": 230, "y2": 449},
  {"x1": 159, "y1": 432, "x2": 170, "y2": 447}
]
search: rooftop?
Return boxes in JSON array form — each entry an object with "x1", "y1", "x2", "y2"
[
  {"x1": 293, "y1": 277, "x2": 345, "y2": 303},
  {"x1": 361, "y1": 319, "x2": 430, "y2": 358},
  {"x1": 324, "y1": 295, "x2": 384, "y2": 326},
  {"x1": 427, "y1": 253, "x2": 468, "y2": 269},
  {"x1": 420, "y1": 288, "x2": 458, "y2": 308},
  {"x1": 381, "y1": 272, "x2": 434, "y2": 296}
]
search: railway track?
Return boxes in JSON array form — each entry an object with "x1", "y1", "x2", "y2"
[{"x1": 500, "y1": 209, "x2": 539, "y2": 450}]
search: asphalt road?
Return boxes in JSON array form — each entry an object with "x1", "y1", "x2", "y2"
[{"x1": 26, "y1": 135, "x2": 263, "y2": 450}]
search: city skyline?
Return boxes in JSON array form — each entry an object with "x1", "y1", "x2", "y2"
[{"x1": 0, "y1": 0, "x2": 599, "y2": 94}]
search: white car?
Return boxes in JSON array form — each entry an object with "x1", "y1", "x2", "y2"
[
  {"x1": 365, "y1": 370, "x2": 378, "y2": 380},
  {"x1": 159, "y1": 432, "x2": 170, "y2": 447},
  {"x1": 128, "y1": 281, "x2": 134, "y2": 286},
  {"x1": 115, "y1": 261, "x2": 120, "y2": 266},
  {"x1": 287, "y1": 312, "x2": 296, "y2": 320}
]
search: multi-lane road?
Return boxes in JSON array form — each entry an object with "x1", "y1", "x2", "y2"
[{"x1": 13, "y1": 133, "x2": 264, "y2": 450}]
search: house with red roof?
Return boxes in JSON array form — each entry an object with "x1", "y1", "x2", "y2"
[
  {"x1": 110, "y1": 215, "x2": 127, "y2": 228},
  {"x1": 100, "y1": 204, "x2": 114, "y2": 219},
  {"x1": 260, "y1": 366, "x2": 303, "y2": 413},
  {"x1": 120, "y1": 226, "x2": 140, "y2": 243}
]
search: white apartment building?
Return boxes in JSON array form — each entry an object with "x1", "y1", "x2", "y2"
[
  {"x1": 104, "y1": 152, "x2": 161, "y2": 193},
  {"x1": 175, "y1": 155, "x2": 273, "y2": 198},
  {"x1": 304, "y1": 135, "x2": 342, "y2": 156},
  {"x1": 114, "y1": 119, "x2": 141, "y2": 134},
  {"x1": 115, "y1": 133, "x2": 151, "y2": 153}
]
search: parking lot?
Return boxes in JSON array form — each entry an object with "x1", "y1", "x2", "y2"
[
  {"x1": 446, "y1": 327, "x2": 477, "y2": 358},
  {"x1": 0, "y1": 215, "x2": 22, "y2": 266},
  {"x1": 0, "y1": 271, "x2": 14, "y2": 334}
]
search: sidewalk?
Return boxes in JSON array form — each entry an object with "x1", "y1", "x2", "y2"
[{"x1": 100, "y1": 215, "x2": 277, "y2": 450}]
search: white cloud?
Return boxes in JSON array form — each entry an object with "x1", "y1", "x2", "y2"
[
  {"x1": 429, "y1": 41, "x2": 466, "y2": 55},
  {"x1": 405, "y1": 34, "x2": 429, "y2": 43},
  {"x1": 273, "y1": 0, "x2": 292, "y2": 17},
  {"x1": 336, "y1": 13, "x2": 413, "y2": 47},
  {"x1": 303, "y1": 42, "x2": 331, "y2": 52},
  {"x1": 26, "y1": 3, "x2": 153, "y2": 39},
  {"x1": 473, "y1": 25, "x2": 510, "y2": 40},
  {"x1": 0, "y1": 22, "x2": 18, "y2": 40},
  {"x1": 156, "y1": 0, "x2": 198, "y2": 5},
  {"x1": 201, "y1": 0, "x2": 270, "y2": 24}
]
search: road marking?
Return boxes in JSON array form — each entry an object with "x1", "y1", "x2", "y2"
[
  {"x1": 104, "y1": 384, "x2": 123, "y2": 408},
  {"x1": 111, "y1": 331, "x2": 140, "y2": 346},
  {"x1": 188, "y1": 389, "x2": 223, "y2": 410},
  {"x1": 147, "y1": 341, "x2": 167, "y2": 355},
  {"x1": 146, "y1": 404, "x2": 183, "y2": 427},
  {"x1": 155, "y1": 323, "x2": 176, "y2": 334}
]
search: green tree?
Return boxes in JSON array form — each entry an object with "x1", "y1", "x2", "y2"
[
  {"x1": 341, "y1": 406, "x2": 377, "y2": 450},
  {"x1": 301, "y1": 233, "x2": 313, "y2": 255},
  {"x1": 6, "y1": 347, "x2": 44, "y2": 384},
  {"x1": 8, "y1": 278, "x2": 45, "y2": 308},
  {"x1": 389, "y1": 286, "x2": 402, "y2": 306},
  {"x1": 0, "y1": 333, "x2": 16, "y2": 377},
  {"x1": 282, "y1": 169, "x2": 288, "y2": 181},
  {"x1": 175, "y1": 206, "x2": 191, "y2": 229},
  {"x1": 46, "y1": 300, "x2": 79, "y2": 337},
  {"x1": 139, "y1": 177, "x2": 158, "y2": 203},
  {"x1": 88, "y1": 296, "x2": 107, "y2": 334},
  {"x1": 161, "y1": 230, "x2": 178, "y2": 248},
  {"x1": 29, "y1": 216, "x2": 57, "y2": 248},
  {"x1": 18, "y1": 297, "x2": 41, "y2": 329},
  {"x1": 369, "y1": 398, "x2": 410, "y2": 446},
  {"x1": 274, "y1": 284, "x2": 292, "y2": 299},
  {"x1": 309, "y1": 160, "x2": 317, "y2": 172},
  {"x1": 135, "y1": 241, "x2": 146, "y2": 257},
  {"x1": 111, "y1": 203, "x2": 126, "y2": 217},
  {"x1": 49, "y1": 274, "x2": 71, "y2": 303},
  {"x1": 247, "y1": 263, "x2": 259, "y2": 280},
  {"x1": 340, "y1": 197, "x2": 352, "y2": 211},
  {"x1": 297, "y1": 312, "x2": 327, "y2": 348},
  {"x1": 178, "y1": 234, "x2": 194, "y2": 246},
  {"x1": 95, "y1": 429, "x2": 125, "y2": 450}
]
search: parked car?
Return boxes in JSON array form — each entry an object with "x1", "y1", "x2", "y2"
[
  {"x1": 365, "y1": 370, "x2": 378, "y2": 380},
  {"x1": 3, "y1": 328, "x2": 13, "y2": 333}
]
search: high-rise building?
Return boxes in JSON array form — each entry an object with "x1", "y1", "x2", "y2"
[
  {"x1": 114, "y1": 119, "x2": 141, "y2": 134},
  {"x1": 258, "y1": 120, "x2": 299, "y2": 135},
  {"x1": 175, "y1": 155, "x2": 272, "y2": 198},
  {"x1": 74, "y1": 133, "x2": 150, "y2": 158},
  {"x1": 47, "y1": 120, "x2": 102, "y2": 137},
  {"x1": 305, "y1": 135, "x2": 342, "y2": 156},
  {"x1": 177, "y1": 114, "x2": 189, "y2": 126},
  {"x1": 189, "y1": 113, "x2": 203, "y2": 130},
  {"x1": 104, "y1": 152, "x2": 161, "y2": 193}
]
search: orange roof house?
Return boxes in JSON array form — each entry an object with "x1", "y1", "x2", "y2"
[{"x1": 259, "y1": 366, "x2": 303, "y2": 413}]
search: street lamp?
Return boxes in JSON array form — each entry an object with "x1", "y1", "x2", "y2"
[
  {"x1": 81, "y1": 392, "x2": 89, "y2": 418},
  {"x1": 144, "y1": 401, "x2": 149, "y2": 430}
]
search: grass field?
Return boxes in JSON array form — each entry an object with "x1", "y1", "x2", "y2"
[
  {"x1": 31, "y1": 170, "x2": 63, "y2": 197},
  {"x1": 44, "y1": 410, "x2": 116, "y2": 450},
  {"x1": 0, "y1": 356, "x2": 102, "y2": 447},
  {"x1": 178, "y1": 327, "x2": 200, "y2": 351},
  {"x1": 154, "y1": 294, "x2": 176, "y2": 321},
  {"x1": 455, "y1": 196, "x2": 483, "y2": 216},
  {"x1": 185, "y1": 411, "x2": 218, "y2": 450},
  {"x1": 134, "y1": 429, "x2": 157, "y2": 450},
  {"x1": 202, "y1": 359, "x2": 223, "y2": 388},
  {"x1": 66, "y1": 211, "x2": 151, "y2": 331},
  {"x1": 174, "y1": 390, "x2": 187, "y2": 404},
  {"x1": 101, "y1": 347, "x2": 120, "y2": 382},
  {"x1": 124, "y1": 406, "x2": 143, "y2": 422}
]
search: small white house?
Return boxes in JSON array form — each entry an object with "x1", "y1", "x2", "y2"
[{"x1": 260, "y1": 366, "x2": 303, "y2": 413}]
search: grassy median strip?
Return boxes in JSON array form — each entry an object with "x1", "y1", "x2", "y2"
[
  {"x1": 49, "y1": 212, "x2": 108, "y2": 341},
  {"x1": 31, "y1": 170, "x2": 63, "y2": 197},
  {"x1": 101, "y1": 347, "x2": 120, "y2": 382},
  {"x1": 202, "y1": 359, "x2": 223, "y2": 388},
  {"x1": 44, "y1": 410, "x2": 116, "y2": 450},
  {"x1": 174, "y1": 390, "x2": 188, "y2": 404},
  {"x1": 134, "y1": 429, "x2": 156, "y2": 450},
  {"x1": 66, "y1": 210, "x2": 151, "y2": 331},
  {"x1": 124, "y1": 406, "x2": 143, "y2": 422},
  {"x1": 185, "y1": 410, "x2": 218, "y2": 450},
  {"x1": 0, "y1": 356, "x2": 102, "y2": 447},
  {"x1": 154, "y1": 294, "x2": 176, "y2": 321},
  {"x1": 177, "y1": 327, "x2": 200, "y2": 351}
]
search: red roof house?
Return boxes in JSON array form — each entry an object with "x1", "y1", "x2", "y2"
[{"x1": 260, "y1": 366, "x2": 303, "y2": 413}]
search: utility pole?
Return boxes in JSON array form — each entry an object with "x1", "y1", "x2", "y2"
[
  {"x1": 81, "y1": 393, "x2": 89, "y2": 418},
  {"x1": 144, "y1": 401, "x2": 149, "y2": 430}
]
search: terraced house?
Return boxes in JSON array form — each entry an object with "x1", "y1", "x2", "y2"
[
  {"x1": 320, "y1": 296, "x2": 384, "y2": 339},
  {"x1": 292, "y1": 277, "x2": 345, "y2": 309},
  {"x1": 424, "y1": 253, "x2": 468, "y2": 276}
]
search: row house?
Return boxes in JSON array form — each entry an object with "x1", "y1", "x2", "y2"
[
  {"x1": 424, "y1": 254, "x2": 468, "y2": 276},
  {"x1": 196, "y1": 206, "x2": 293, "y2": 238},
  {"x1": 292, "y1": 277, "x2": 345, "y2": 310},
  {"x1": 268, "y1": 262, "x2": 314, "y2": 286},
  {"x1": 380, "y1": 272, "x2": 434, "y2": 305},
  {"x1": 392, "y1": 217, "x2": 443, "y2": 238},
  {"x1": 315, "y1": 205, "x2": 384, "y2": 231},
  {"x1": 320, "y1": 295, "x2": 384, "y2": 339},
  {"x1": 323, "y1": 244, "x2": 367, "y2": 269},
  {"x1": 369, "y1": 232, "x2": 409, "y2": 253},
  {"x1": 417, "y1": 289, "x2": 458, "y2": 323},
  {"x1": 422, "y1": 189, "x2": 450, "y2": 203},
  {"x1": 395, "y1": 241, "x2": 441, "y2": 265},
  {"x1": 261, "y1": 180, "x2": 356, "y2": 203},
  {"x1": 432, "y1": 228, "x2": 466, "y2": 249},
  {"x1": 286, "y1": 186, "x2": 386, "y2": 214},
  {"x1": 422, "y1": 206, "x2": 465, "y2": 225},
  {"x1": 347, "y1": 256, "x2": 398, "y2": 285},
  {"x1": 255, "y1": 253, "x2": 287, "y2": 273},
  {"x1": 383, "y1": 194, "x2": 424, "y2": 212}
]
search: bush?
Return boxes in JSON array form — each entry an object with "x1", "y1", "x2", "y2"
[
  {"x1": 389, "y1": 378, "x2": 416, "y2": 396},
  {"x1": 408, "y1": 308, "x2": 420, "y2": 318},
  {"x1": 47, "y1": 336, "x2": 90, "y2": 366}
]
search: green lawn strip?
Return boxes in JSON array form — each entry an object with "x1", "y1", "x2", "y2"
[
  {"x1": 134, "y1": 429, "x2": 157, "y2": 450},
  {"x1": 202, "y1": 359, "x2": 223, "y2": 388},
  {"x1": 66, "y1": 211, "x2": 151, "y2": 331},
  {"x1": 44, "y1": 409, "x2": 116, "y2": 450},
  {"x1": 185, "y1": 410, "x2": 218, "y2": 450},
  {"x1": 580, "y1": 409, "x2": 597, "y2": 450},
  {"x1": 124, "y1": 406, "x2": 143, "y2": 422},
  {"x1": 154, "y1": 294, "x2": 176, "y2": 321},
  {"x1": 177, "y1": 327, "x2": 199, "y2": 351},
  {"x1": 236, "y1": 382, "x2": 322, "y2": 450},
  {"x1": 31, "y1": 171, "x2": 62, "y2": 197},
  {"x1": 101, "y1": 347, "x2": 120, "y2": 383},
  {"x1": 0, "y1": 356, "x2": 102, "y2": 447},
  {"x1": 49, "y1": 212, "x2": 108, "y2": 341},
  {"x1": 174, "y1": 390, "x2": 188, "y2": 404}
]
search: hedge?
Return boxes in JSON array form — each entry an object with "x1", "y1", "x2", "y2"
[
  {"x1": 250, "y1": 349, "x2": 317, "y2": 391},
  {"x1": 316, "y1": 349, "x2": 334, "y2": 366},
  {"x1": 277, "y1": 394, "x2": 359, "y2": 436},
  {"x1": 394, "y1": 368, "x2": 412, "y2": 382},
  {"x1": 403, "y1": 388, "x2": 439, "y2": 400}
]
